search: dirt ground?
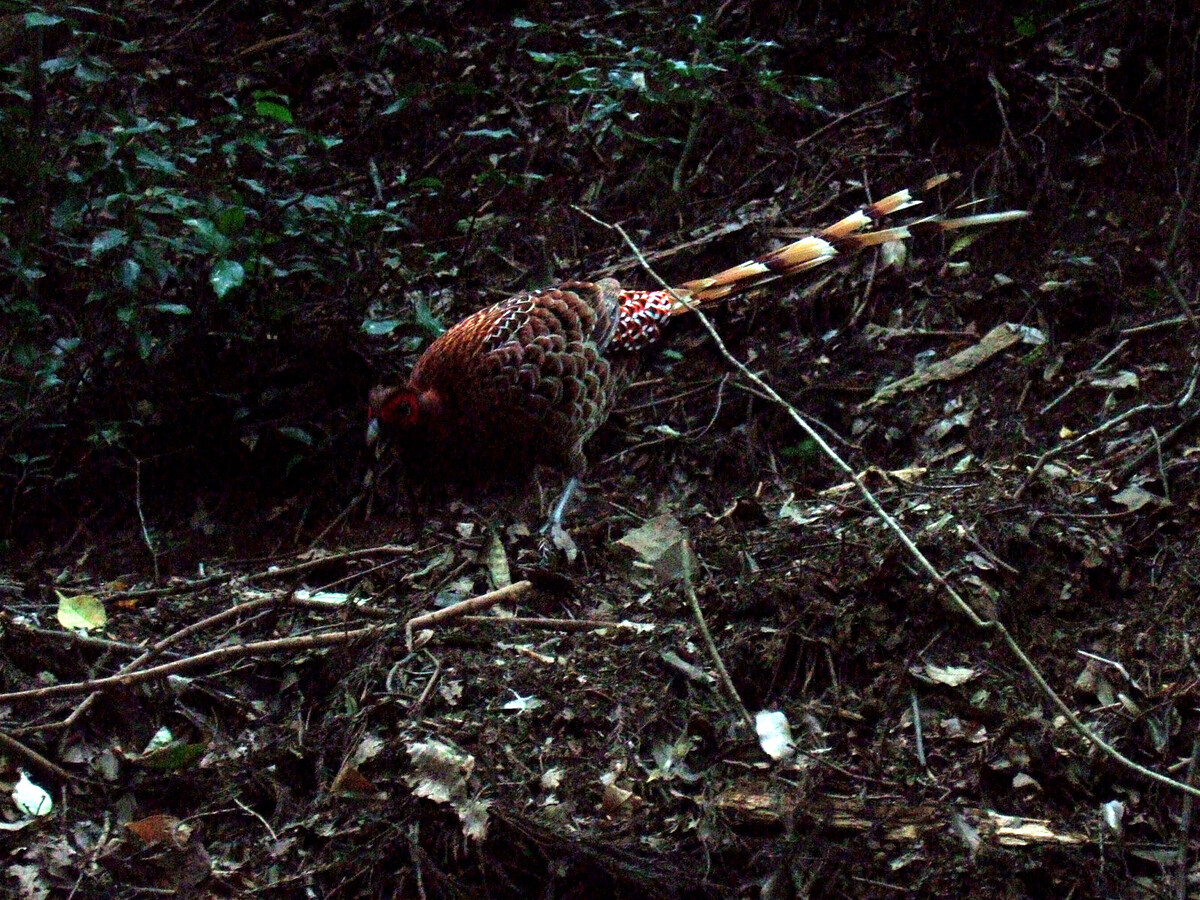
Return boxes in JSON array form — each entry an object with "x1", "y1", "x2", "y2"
[{"x1": 3, "y1": 2, "x2": 1200, "y2": 897}]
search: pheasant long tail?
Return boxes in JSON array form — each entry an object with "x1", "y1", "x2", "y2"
[
  {"x1": 672, "y1": 189, "x2": 1028, "y2": 308},
  {"x1": 609, "y1": 186, "x2": 1026, "y2": 351}
]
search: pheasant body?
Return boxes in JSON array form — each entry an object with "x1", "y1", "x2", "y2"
[
  {"x1": 368, "y1": 187, "x2": 1027, "y2": 483},
  {"x1": 369, "y1": 279, "x2": 635, "y2": 478}
]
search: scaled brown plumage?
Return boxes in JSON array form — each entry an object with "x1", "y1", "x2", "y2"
[
  {"x1": 369, "y1": 278, "x2": 627, "y2": 479},
  {"x1": 368, "y1": 186, "x2": 1027, "y2": 485}
]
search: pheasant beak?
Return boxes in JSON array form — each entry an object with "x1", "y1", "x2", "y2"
[{"x1": 366, "y1": 417, "x2": 381, "y2": 445}]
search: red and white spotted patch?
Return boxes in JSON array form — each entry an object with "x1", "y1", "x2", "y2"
[{"x1": 613, "y1": 289, "x2": 674, "y2": 351}]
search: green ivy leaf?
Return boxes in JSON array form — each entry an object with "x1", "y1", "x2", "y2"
[
  {"x1": 209, "y1": 259, "x2": 244, "y2": 298},
  {"x1": 42, "y1": 56, "x2": 76, "y2": 74},
  {"x1": 1013, "y1": 16, "x2": 1037, "y2": 37},
  {"x1": 407, "y1": 35, "x2": 446, "y2": 54},
  {"x1": 91, "y1": 229, "x2": 128, "y2": 255},
  {"x1": 135, "y1": 147, "x2": 178, "y2": 174},
  {"x1": 25, "y1": 12, "x2": 64, "y2": 27},
  {"x1": 301, "y1": 194, "x2": 339, "y2": 212},
  {"x1": 75, "y1": 61, "x2": 109, "y2": 83},
  {"x1": 153, "y1": 303, "x2": 191, "y2": 315},
  {"x1": 184, "y1": 218, "x2": 231, "y2": 254},
  {"x1": 215, "y1": 205, "x2": 246, "y2": 234},
  {"x1": 278, "y1": 426, "x2": 313, "y2": 445},
  {"x1": 117, "y1": 258, "x2": 141, "y2": 289},
  {"x1": 413, "y1": 297, "x2": 445, "y2": 338},
  {"x1": 362, "y1": 319, "x2": 401, "y2": 336},
  {"x1": 255, "y1": 100, "x2": 293, "y2": 124},
  {"x1": 135, "y1": 741, "x2": 208, "y2": 771}
]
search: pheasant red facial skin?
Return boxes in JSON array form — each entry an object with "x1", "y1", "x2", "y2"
[{"x1": 368, "y1": 188, "x2": 1028, "y2": 483}]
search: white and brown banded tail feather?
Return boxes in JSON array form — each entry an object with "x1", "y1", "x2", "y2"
[{"x1": 669, "y1": 188, "x2": 1028, "y2": 311}]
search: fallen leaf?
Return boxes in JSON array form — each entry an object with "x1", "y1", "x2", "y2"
[
  {"x1": 55, "y1": 591, "x2": 106, "y2": 631},
  {"x1": 615, "y1": 514, "x2": 690, "y2": 582},
  {"x1": 866, "y1": 323, "x2": 1033, "y2": 406},
  {"x1": 917, "y1": 663, "x2": 977, "y2": 687},
  {"x1": 1111, "y1": 484, "x2": 1168, "y2": 511},
  {"x1": 11, "y1": 771, "x2": 52, "y2": 817},
  {"x1": 755, "y1": 710, "x2": 795, "y2": 761},
  {"x1": 1088, "y1": 370, "x2": 1138, "y2": 390}
]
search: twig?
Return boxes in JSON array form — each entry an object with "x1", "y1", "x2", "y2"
[
  {"x1": 680, "y1": 542, "x2": 752, "y2": 729},
  {"x1": 307, "y1": 492, "x2": 364, "y2": 550},
  {"x1": 404, "y1": 581, "x2": 532, "y2": 649},
  {"x1": 32, "y1": 596, "x2": 284, "y2": 735},
  {"x1": 581, "y1": 207, "x2": 1200, "y2": 800},
  {"x1": 459, "y1": 615, "x2": 632, "y2": 632},
  {"x1": 1117, "y1": 400, "x2": 1200, "y2": 482},
  {"x1": 1150, "y1": 259, "x2": 1199, "y2": 329},
  {"x1": 1038, "y1": 338, "x2": 1129, "y2": 416},
  {"x1": 1120, "y1": 315, "x2": 1190, "y2": 335},
  {"x1": 407, "y1": 652, "x2": 443, "y2": 717},
  {"x1": 409, "y1": 823, "x2": 428, "y2": 900},
  {"x1": 672, "y1": 94, "x2": 705, "y2": 193},
  {"x1": 1076, "y1": 650, "x2": 1143, "y2": 692},
  {"x1": 235, "y1": 796, "x2": 279, "y2": 842},
  {"x1": 236, "y1": 30, "x2": 310, "y2": 59},
  {"x1": 1153, "y1": 427, "x2": 1170, "y2": 503},
  {"x1": 163, "y1": 0, "x2": 220, "y2": 45},
  {"x1": 792, "y1": 90, "x2": 911, "y2": 154},
  {"x1": 107, "y1": 543, "x2": 413, "y2": 601},
  {"x1": 134, "y1": 458, "x2": 160, "y2": 583},
  {"x1": 1016, "y1": 396, "x2": 1179, "y2": 499},
  {"x1": 1178, "y1": 734, "x2": 1200, "y2": 900},
  {"x1": 0, "y1": 617, "x2": 174, "y2": 656},
  {"x1": 911, "y1": 691, "x2": 927, "y2": 767},
  {"x1": 0, "y1": 627, "x2": 383, "y2": 705},
  {"x1": 1165, "y1": 120, "x2": 1200, "y2": 262},
  {"x1": 0, "y1": 729, "x2": 74, "y2": 783}
]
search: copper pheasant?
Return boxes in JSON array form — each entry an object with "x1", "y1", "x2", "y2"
[{"x1": 368, "y1": 187, "x2": 1025, "y2": 503}]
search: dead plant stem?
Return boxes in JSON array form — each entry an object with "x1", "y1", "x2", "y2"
[{"x1": 680, "y1": 542, "x2": 753, "y2": 729}]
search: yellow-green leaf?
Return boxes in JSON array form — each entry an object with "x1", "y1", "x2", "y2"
[{"x1": 55, "y1": 591, "x2": 107, "y2": 631}]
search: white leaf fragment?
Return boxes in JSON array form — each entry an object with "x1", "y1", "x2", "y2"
[
  {"x1": 755, "y1": 710, "x2": 795, "y2": 761},
  {"x1": 916, "y1": 663, "x2": 978, "y2": 687},
  {"x1": 1100, "y1": 799, "x2": 1125, "y2": 835},
  {"x1": 12, "y1": 771, "x2": 53, "y2": 817}
]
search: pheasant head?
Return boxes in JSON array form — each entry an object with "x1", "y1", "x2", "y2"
[{"x1": 366, "y1": 384, "x2": 443, "y2": 445}]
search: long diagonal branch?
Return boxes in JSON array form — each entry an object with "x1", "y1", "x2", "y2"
[{"x1": 574, "y1": 205, "x2": 1200, "y2": 801}]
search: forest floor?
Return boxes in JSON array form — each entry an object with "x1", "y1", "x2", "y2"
[{"x1": 3, "y1": 2, "x2": 1200, "y2": 898}]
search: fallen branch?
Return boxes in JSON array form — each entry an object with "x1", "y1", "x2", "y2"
[
  {"x1": 15, "y1": 595, "x2": 288, "y2": 735},
  {"x1": 405, "y1": 581, "x2": 532, "y2": 649},
  {"x1": 0, "y1": 729, "x2": 73, "y2": 783},
  {"x1": 459, "y1": 615, "x2": 635, "y2": 632},
  {"x1": 0, "y1": 627, "x2": 383, "y2": 705},
  {"x1": 106, "y1": 543, "x2": 413, "y2": 602}
]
